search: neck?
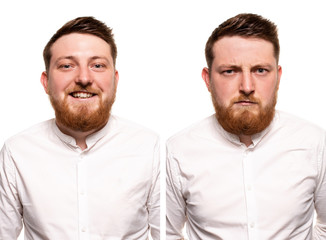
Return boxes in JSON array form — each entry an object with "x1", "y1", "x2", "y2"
[
  {"x1": 239, "y1": 135, "x2": 253, "y2": 147},
  {"x1": 55, "y1": 121, "x2": 98, "y2": 150}
]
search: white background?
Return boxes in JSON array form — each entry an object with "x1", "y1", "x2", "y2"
[{"x1": 0, "y1": 0, "x2": 325, "y2": 239}]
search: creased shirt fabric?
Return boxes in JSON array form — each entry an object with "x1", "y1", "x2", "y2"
[
  {"x1": 166, "y1": 111, "x2": 326, "y2": 240},
  {"x1": 0, "y1": 115, "x2": 160, "y2": 240}
]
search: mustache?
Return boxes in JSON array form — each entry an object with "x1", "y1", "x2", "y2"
[
  {"x1": 233, "y1": 94, "x2": 260, "y2": 104},
  {"x1": 65, "y1": 86, "x2": 100, "y2": 95}
]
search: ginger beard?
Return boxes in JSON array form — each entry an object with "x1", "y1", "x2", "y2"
[
  {"x1": 48, "y1": 84, "x2": 116, "y2": 132},
  {"x1": 211, "y1": 87, "x2": 278, "y2": 136}
]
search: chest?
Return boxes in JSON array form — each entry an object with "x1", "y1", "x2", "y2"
[
  {"x1": 14, "y1": 148, "x2": 153, "y2": 235},
  {"x1": 180, "y1": 146, "x2": 317, "y2": 229}
]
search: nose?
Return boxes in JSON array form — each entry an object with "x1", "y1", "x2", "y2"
[
  {"x1": 239, "y1": 72, "x2": 255, "y2": 95},
  {"x1": 76, "y1": 66, "x2": 93, "y2": 86}
]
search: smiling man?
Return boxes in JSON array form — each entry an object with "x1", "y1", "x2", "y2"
[
  {"x1": 0, "y1": 17, "x2": 160, "y2": 239},
  {"x1": 166, "y1": 13, "x2": 326, "y2": 239}
]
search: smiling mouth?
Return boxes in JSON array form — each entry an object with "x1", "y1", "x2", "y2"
[{"x1": 69, "y1": 91, "x2": 97, "y2": 99}]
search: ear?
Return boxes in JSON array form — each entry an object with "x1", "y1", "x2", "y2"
[
  {"x1": 114, "y1": 69, "x2": 119, "y2": 87},
  {"x1": 276, "y1": 65, "x2": 282, "y2": 90},
  {"x1": 40, "y1": 71, "x2": 50, "y2": 94},
  {"x1": 202, "y1": 67, "x2": 211, "y2": 92}
]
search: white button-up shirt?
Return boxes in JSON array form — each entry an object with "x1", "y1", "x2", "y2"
[
  {"x1": 0, "y1": 115, "x2": 160, "y2": 240},
  {"x1": 166, "y1": 111, "x2": 326, "y2": 239}
]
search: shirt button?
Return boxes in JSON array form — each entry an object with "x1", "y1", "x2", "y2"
[
  {"x1": 249, "y1": 222, "x2": 255, "y2": 228},
  {"x1": 81, "y1": 227, "x2": 86, "y2": 232},
  {"x1": 247, "y1": 185, "x2": 252, "y2": 191}
]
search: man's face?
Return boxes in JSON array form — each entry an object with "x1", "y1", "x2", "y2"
[
  {"x1": 202, "y1": 36, "x2": 282, "y2": 135},
  {"x1": 41, "y1": 33, "x2": 119, "y2": 132}
]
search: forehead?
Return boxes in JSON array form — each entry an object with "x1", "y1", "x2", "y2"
[
  {"x1": 50, "y1": 33, "x2": 112, "y2": 62},
  {"x1": 212, "y1": 36, "x2": 276, "y2": 65}
]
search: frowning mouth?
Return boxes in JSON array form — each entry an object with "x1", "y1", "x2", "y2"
[
  {"x1": 69, "y1": 91, "x2": 97, "y2": 99},
  {"x1": 234, "y1": 100, "x2": 258, "y2": 105}
]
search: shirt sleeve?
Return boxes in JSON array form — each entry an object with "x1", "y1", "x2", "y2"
[
  {"x1": 0, "y1": 144, "x2": 23, "y2": 239},
  {"x1": 166, "y1": 143, "x2": 186, "y2": 240},
  {"x1": 313, "y1": 134, "x2": 326, "y2": 239},
  {"x1": 148, "y1": 138, "x2": 160, "y2": 240}
]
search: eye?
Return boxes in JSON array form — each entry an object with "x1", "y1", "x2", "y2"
[
  {"x1": 57, "y1": 63, "x2": 75, "y2": 71},
  {"x1": 94, "y1": 64, "x2": 103, "y2": 68},
  {"x1": 91, "y1": 63, "x2": 107, "y2": 71},
  {"x1": 222, "y1": 69, "x2": 235, "y2": 75},
  {"x1": 254, "y1": 68, "x2": 269, "y2": 75},
  {"x1": 59, "y1": 64, "x2": 72, "y2": 69}
]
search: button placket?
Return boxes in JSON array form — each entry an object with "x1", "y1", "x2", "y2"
[
  {"x1": 77, "y1": 153, "x2": 89, "y2": 240},
  {"x1": 242, "y1": 149, "x2": 257, "y2": 239}
]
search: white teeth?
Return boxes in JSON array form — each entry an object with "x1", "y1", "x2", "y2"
[{"x1": 72, "y1": 92, "x2": 93, "y2": 98}]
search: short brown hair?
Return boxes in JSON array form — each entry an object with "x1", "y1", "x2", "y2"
[
  {"x1": 43, "y1": 16, "x2": 117, "y2": 72},
  {"x1": 205, "y1": 13, "x2": 280, "y2": 70}
]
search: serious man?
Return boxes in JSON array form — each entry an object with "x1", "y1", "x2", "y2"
[
  {"x1": 0, "y1": 17, "x2": 160, "y2": 239},
  {"x1": 166, "y1": 13, "x2": 326, "y2": 239}
]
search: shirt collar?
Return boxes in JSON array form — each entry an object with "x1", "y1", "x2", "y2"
[
  {"x1": 213, "y1": 111, "x2": 279, "y2": 148},
  {"x1": 51, "y1": 115, "x2": 114, "y2": 151}
]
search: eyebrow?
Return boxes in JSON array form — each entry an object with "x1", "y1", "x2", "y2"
[
  {"x1": 253, "y1": 63, "x2": 274, "y2": 69},
  {"x1": 216, "y1": 65, "x2": 241, "y2": 72},
  {"x1": 90, "y1": 56, "x2": 111, "y2": 63},
  {"x1": 54, "y1": 55, "x2": 111, "y2": 65},
  {"x1": 54, "y1": 56, "x2": 75, "y2": 65},
  {"x1": 216, "y1": 63, "x2": 274, "y2": 71}
]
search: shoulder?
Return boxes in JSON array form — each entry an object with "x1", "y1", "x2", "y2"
[
  {"x1": 2, "y1": 119, "x2": 55, "y2": 158},
  {"x1": 271, "y1": 111, "x2": 326, "y2": 150},
  {"x1": 276, "y1": 111, "x2": 325, "y2": 136},
  {"x1": 167, "y1": 115, "x2": 217, "y2": 151},
  {"x1": 5, "y1": 119, "x2": 55, "y2": 147},
  {"x1": 109, "y1": 115, "x2": 159, "y2": 142}
]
